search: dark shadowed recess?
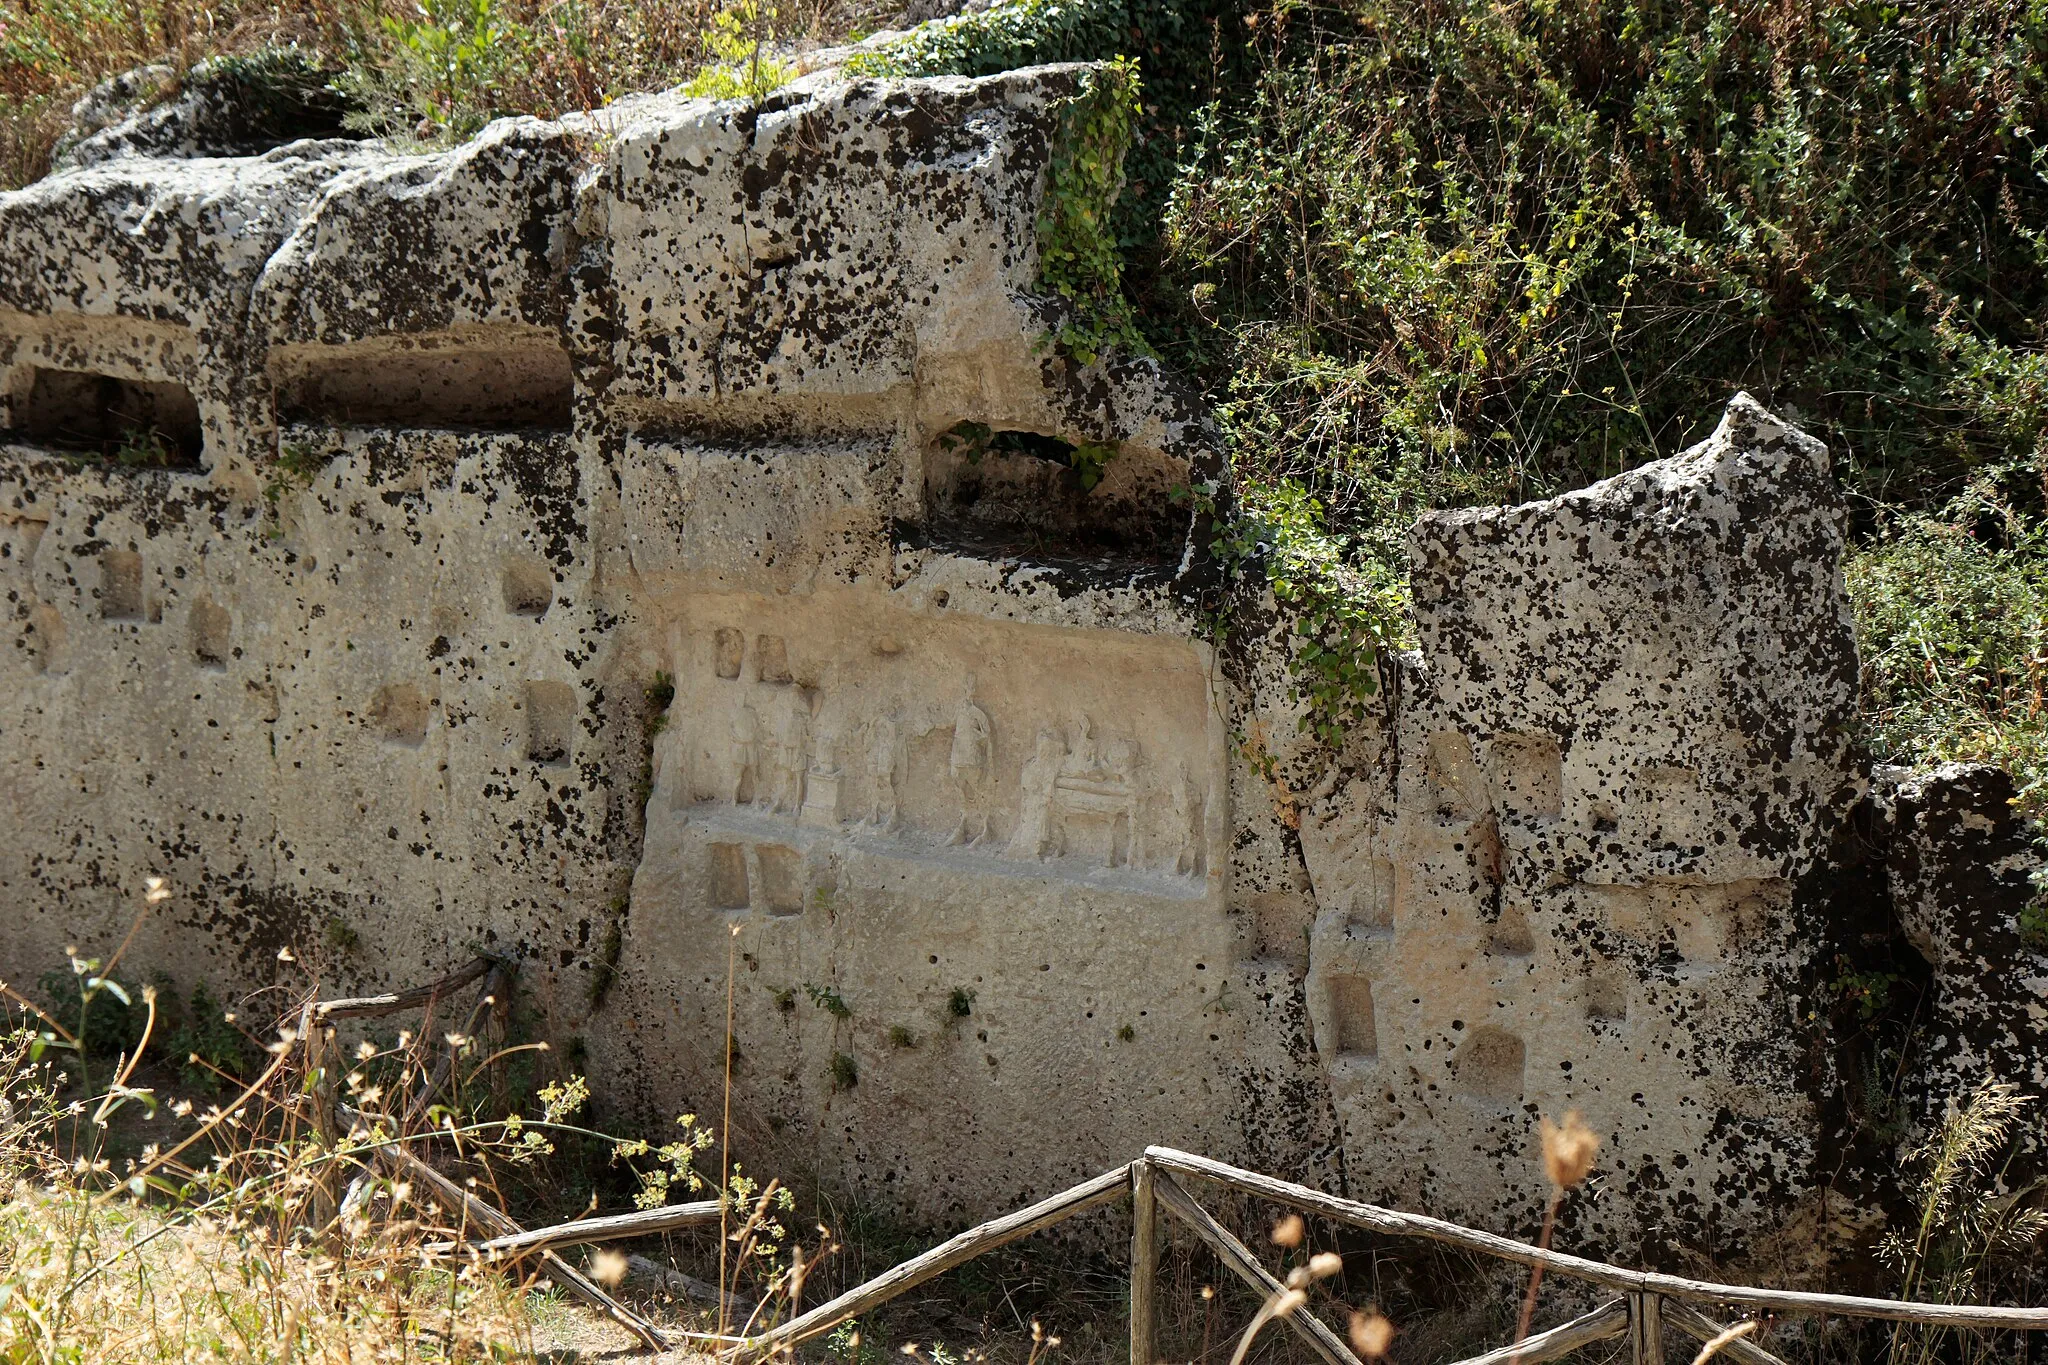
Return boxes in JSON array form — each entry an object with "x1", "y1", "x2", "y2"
[
  {"x1": 7, "y1": 366, "x2": 204, "y2": 467},
  {"x1": 273, "y1": 342, "x2": 574, "y2": 431}
]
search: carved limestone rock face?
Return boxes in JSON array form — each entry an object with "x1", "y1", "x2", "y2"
[{"x1": 0, "y1": 59, "x2": 1911, "y2": 1255}]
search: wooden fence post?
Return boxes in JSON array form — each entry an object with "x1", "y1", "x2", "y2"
[
  {"x1": 1131, "y1": 1158, "x2": 1159, "y2": 1365},
  {"x1": 1630, "y1": 1292, "x2": 1664, "y2": 1364}
]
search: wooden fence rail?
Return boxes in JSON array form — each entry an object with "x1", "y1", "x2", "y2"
[{"x1": 298, "y1": 963, "x2": 2048, "y2": 1363}]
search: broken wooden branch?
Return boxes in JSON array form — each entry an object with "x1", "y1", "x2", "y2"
[
  {"x1": 406, "y1": 960, "x2": 512, "y2": 1126},
  {"x1": 627, "y1": 1253, "x2": 755, "y2": 1316},
  {"x1": 1661, "y1": 1300, "x2": 1789, "y2": 1365},
  {"x1": 312, "y1": 957, "x2": 498, "y2": 1023},
  {"x1": 1145, "y1": 1147, "x2": 2048, "y2": 1330},
  {"x1": 338, "y1": 1103, "x2": 669, "y2": 1352},
  {"x1": 750, "y1": 1163, "x2": 1131, "y2": 1350},
  {"x1": 1151, "y1": 1171, "x2": 1361, "y2": 1365},
  {"x1": 426, "y1": 1198, "x2": 723, "y2": 1260},
  {"x1": 1445, "y1": 1300, "x2": 1629, "y2": 1365}
]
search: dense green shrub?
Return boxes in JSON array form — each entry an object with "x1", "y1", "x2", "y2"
[
  {"x1": 1849, "y1": 495, "x2": 2048, "y2": 816},
  {"x1": 1158, "y1": 0, "x2": 2048, "y2": 519}
]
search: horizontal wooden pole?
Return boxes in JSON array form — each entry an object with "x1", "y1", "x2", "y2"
[
  {"x1": 337, "y1": 1102, "x2": 669, "y2": 1352},
  {"x1": 426, "y1": 1198, "x2": 722, "y2": 1259},
  {"x1": 1446, "y1": 1299, "x2": 1629, "y2": 1365},
  {"x1": 314, "y1": 957, "x2": 498, "y2": 1022},
  {"x1": 751, "y1": 1163, "x2": 1131, "y2": 1350},
  {"x1": 1146, "y1": 1147, "x2": 2048, "y2": 1331},
  {"x1": 1152, "y1": 1171, "x2": 1362, "y2": 1365},
  {"x1": 1662, "y1": 1299, "x2": 1791, "y2": 1365}
]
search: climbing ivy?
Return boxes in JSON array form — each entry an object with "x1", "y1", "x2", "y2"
[
  {"x1": 1183, "y1": 476, "x2": 1411, "y2": 749},
  {"x1": 1035, "y1": 57, "x2": 1148, "y2": 365}
]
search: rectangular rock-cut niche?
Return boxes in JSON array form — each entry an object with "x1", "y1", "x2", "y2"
[
  {"x1": 524, "y1": 680, "x2": 577, "y2": 764},
  {"x1": 271, "y1": 330, "x2": 572, "y2": 430},
  {"x1": 755, "y1": 845, "x2": 805, "y2": 916},
  {"x1": 1328, "y1": 976, "x2": 1379, "y2": 1059},
  {"x1": 8, "y1": 367, "x2": 204, "y2": 467},
  {"x1": 1452, "y1": 1026, "x2": 1524, "y2": 1103},
  {"x1": 99, "y1": 550, "x2": 143, "y2": 620},
  {"x1": 370, "y1": 683, "x2": 429, "y2": 745},
  {"x1": 501, "y1": 555, "x2": 554, "y2": 618},
  {"x1": 708, "y1": 843, "x2": 750, "y2": 910},
  {"x1": 190, "y1": 597, "x2": 231, "y2": 667},
  {"x1": 713, "y1": 628, "x2": 744, "y2": 680},
  {"x1": 1486, "y1": 733, "x2": 1562, "y2": 820}
]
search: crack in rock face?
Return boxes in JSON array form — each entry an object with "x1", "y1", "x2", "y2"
[{"x1": 0, "y1": 65, "x2": 2021, "y2": 1267}]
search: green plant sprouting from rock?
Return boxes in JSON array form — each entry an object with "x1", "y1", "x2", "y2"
[{"x1": 1036, "y1": 56, "x2": 1147, "y2": 366}]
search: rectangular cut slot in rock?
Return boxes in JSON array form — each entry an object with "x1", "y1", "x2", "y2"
[
  {"x1": 713, "y1": 628, "x2": 744, "y2": 679},
  {"x1": 1584, "y1": 963, "x2": 1629, "y2": 1022},
  {"x1": 524, "y1": 680, "x2": 576, "y2": 764},
  {"x1": 501, "y1": 556, "x2": 553, "y2": 617},
  {"x1": 1484, "y1": 901, "x2": 1535, "y2": 956},
  {"x1": 10, "y1": 368, "x2": 204, "y2": 466},
  {"x1": 755, "y1": 845, "x2": 804, "y2": 916},
  {"x1": 1328, "y1": 976, "x2": 1379, "y2": 1059},
  {"x1": 99, "y1": 551, "x2": 143, "y2": 620},
  {"x1": 1487, "y1": 733, "x2": 1563, "y2": 819},
  {"x1": 1453, "y1": 1026, "x2": 1525, "y2": 1102},
  {"x1": 369, "y1": 683, "x2": 428, "y2": 745},
  {"x1": 28, "y1": 601, "x2": 67, "y2": 674},
  {"x1": 1423, "y1": 732, "x2": 1487, "y2": 820},
  {"x1": 190, "y1": 598, "x2": 231, "y2": 667},
  {"x1": 707, "y1": 843, "x2": 749, "y2": 910},
  {"x1": 273, "y1": 335, "x2": 572, "y2": 430},
  {"x1": 755, "y1": 635, "x2": 791, "y2": 683}
]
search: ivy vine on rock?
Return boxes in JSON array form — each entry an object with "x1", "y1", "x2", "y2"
[{"x1": 1036, "y1": 57, "x2": 1149, "y2": 366}]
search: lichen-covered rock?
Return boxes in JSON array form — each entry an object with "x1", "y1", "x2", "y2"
[
  {"x1": 0, "y1": 61, "x2": 2014, "y2": 1266},
  {"x1": 1873, "y1": 764, "x2": 2048, "y2": 1160},
  {"x1": 1292, "y1": 395, "x2": 1864, "y2": 1256}
]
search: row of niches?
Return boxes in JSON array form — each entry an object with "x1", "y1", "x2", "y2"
[
  {"x1": 1318, "y1": 980, "x2": 1642, "y2": 1110},
  {"x1": 367, "y1": 679, "x2": 576, "y2": 765},
  {"x1": 61, "y1": 548, "x2": 552, "y2": 638},
  {"x1": 1420, "y1": 729, "x2": 1723, "y2": 861},
  {"x1": 653, "y1": 632, "x2": 1212, "y2": 881},
  {"x1": 0, "y1": 331, "x2": 579, "y2": 471}
]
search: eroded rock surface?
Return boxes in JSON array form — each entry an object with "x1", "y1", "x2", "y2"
[{"x1": 0, "y1": 63, "x2": 2018, "y2": 1266}]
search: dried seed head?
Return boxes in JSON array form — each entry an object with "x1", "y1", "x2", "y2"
[
  {"x1": 1272, "y1": 1289, "x2": 1308, "y2": 1318},
  {"x1": 1308, "y1": 1252, "x2": 1343, "y2": 1279},
  {"x1": 1285, "y1": 1266, "x2": 1309, "y2": 1289},
  {"x1": 1348, "y1": 1311, "x2": 1394, "y2": 1359},
  {"x1": 1271, "y1": 1213, "x2": 1305, "y2": 1248},
  {"x1": 590, "y1": 1249, "x2": 628, "y2": 1287},
  {"x1": 1201, "y1": 1285, "x2": 1216, "y2": 1300},
  {"x1": 1540, "y1": 1110, "x2": 1601, "y2": 1190}
]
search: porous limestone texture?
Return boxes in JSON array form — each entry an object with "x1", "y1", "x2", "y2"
[{"x1": 0, "y1": 62, "x2": 1981, "y2": 1263}]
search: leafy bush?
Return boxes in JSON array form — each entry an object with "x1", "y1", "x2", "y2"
[
  {"x1": 1848, "y1": 495, "x2": 2048, "y2": 817},
  {"x1": 1158, "y1": 0, "x2": 2048, "y2": 518}
]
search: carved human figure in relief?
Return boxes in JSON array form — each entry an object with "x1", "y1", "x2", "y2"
[
  {"x1": 652, "y1": 712, "x2": 691, "y2": 812},
  {"x1": 1172, "y1": 762, "x2": 1204, "y2": 876},
  {"x1": 729, "y1": 705, "x2": 760, "y2": 806},
  {"x1": 948, "y1": 678, "x2": 994, "y2": 846},
  {"x1": 865, "y1": 714, "x2": 900, "y2": 831},
  {"x1": 1105, "y1": 734, "x2": 1141, "y2": 867},
  {"x1": 771, "y1": 691, "x2": 809, "y2": 814},
  {"x1": 1008, "y1": 728, "x2": 1066, "y2": 860}
]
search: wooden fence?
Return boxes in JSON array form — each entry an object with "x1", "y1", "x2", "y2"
[
  {"x1": 420, "y1": 1141, "x2": 2048, "y2": 1363},
  {"x1": 306, "y1": 963, "x2": 2048, "y2": 1362}
]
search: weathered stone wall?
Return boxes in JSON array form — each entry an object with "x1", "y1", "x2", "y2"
[{"x1": 0, "y1": 61, "x2": 2026, "y2": 1266}]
